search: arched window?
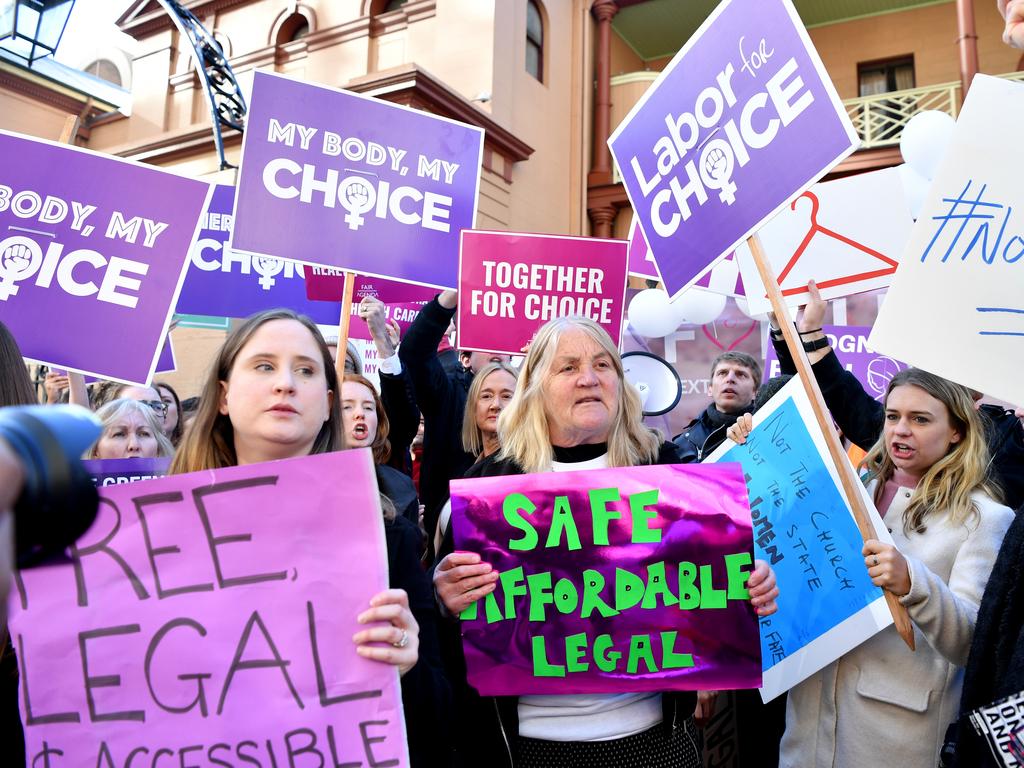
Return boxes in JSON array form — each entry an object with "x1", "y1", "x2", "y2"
[
  {"x1": 276, "y1": 13, "x2": 310, "y2": 45},
  {"x1": 83, "y1": 58, "x2": 122, "y2": 87},
  {"x1": 366, "y1": 0, "x2": 407, "y2": 12},
  {"x1": 526, "y1": 0, "x2": 543, "y2": 82}
]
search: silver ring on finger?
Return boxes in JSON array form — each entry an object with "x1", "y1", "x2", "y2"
[
  {"x1": 392, "y1": 628, "x2": 409, "y2": 648},
  {"x1": 872, "y1": 556, "x2": 878, "y2": 566}
]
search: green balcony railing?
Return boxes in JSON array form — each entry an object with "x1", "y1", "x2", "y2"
[{"x1": 843, "y1": 71, "x2": 1024, "y2": 149}]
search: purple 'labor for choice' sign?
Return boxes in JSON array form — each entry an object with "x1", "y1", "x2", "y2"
[
  {"x1": 232, "y1": 71, "x2": 484, "y2": 289},
  {"x1": 609, "y1": 0, "x2": 858, "y2": 300},
  {"x1": 450, "y1": 463, "x2": 761, "y2": 696},
  {"x1": 0, "y1": 130, "x2": 211, "y2": 384}
]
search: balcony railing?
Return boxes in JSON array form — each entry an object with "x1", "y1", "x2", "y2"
[
  {"x1": 845, "y1": 71, "x2": 1024, "y2": 149},
  {"x1": 845, "y1": 81, "x2": 959, "y2": 149}
]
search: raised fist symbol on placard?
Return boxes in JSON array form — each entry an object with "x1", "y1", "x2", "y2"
[
  {"x1": 253, "y1": 256, "x2": 284, "y2": 290},
  {"x1": 338, "y1": 176, "x2": 377, "y2": 231},
  {"x1": 0, "y1": 236, "x2": 43, "y2": 300}
]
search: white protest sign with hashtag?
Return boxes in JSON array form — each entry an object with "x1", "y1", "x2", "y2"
[{"x1": 869, "y1": 75, "x2": 1024, "y2": 406}]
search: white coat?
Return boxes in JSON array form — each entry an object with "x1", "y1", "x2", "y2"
[{"x1": 779, "y1": 487, "x2": 1013, "y2": 768}]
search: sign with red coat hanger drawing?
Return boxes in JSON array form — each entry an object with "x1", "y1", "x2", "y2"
[{"x1": 735, "y1": 166, "x2": 914, "y2": 315}]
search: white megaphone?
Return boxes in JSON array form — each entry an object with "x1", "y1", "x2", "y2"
[{"x1": 621, "y1": 351, "x2": 682, "y2": 416}]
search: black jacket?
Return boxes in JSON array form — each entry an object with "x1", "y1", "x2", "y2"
[
  {"x1": 434, "y1": 441, "x2": 697, "y2": 768},
  {"x1": 379, "y1": 369, "x2": 419, "y2": 476},
  {"x1": 672, "y1": 403, "x2": 751, "y2": 462},
  {"x1": 377, "y1": 464, "x2": 420, "y2": 529},
  {"x1": 398, "y1": 297, "x2": 476, "y2": 556},
  {"x1": 953, "y1": 505, "x2": 1024, "y2": 767},
  {"x1": 772, "y1": 338, "x2": 1024, "y2": 510},
  {"x1": 385, "y1": 514, "x2": 454, "y2": 767}
]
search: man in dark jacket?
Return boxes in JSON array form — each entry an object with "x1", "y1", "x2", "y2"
[
  {"x1": 398, "y1": 290, "x2": 509, "y2": 558},
  {"x1": 673, "y1": 351, "x2": 760, "y2": 462}
]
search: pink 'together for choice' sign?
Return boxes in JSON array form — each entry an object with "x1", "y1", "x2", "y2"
[
  {"x1": 8, "y1": 450, "x2": 409, "y2": 768},
  {"x1": 450, "y1": 463, "x2": 761, "y2": 696},
  {"x1": 303, "y1": 267, "x2": 438, "y2": 342},
  {"x1": 0, "y1": 130, "x2": 211, "y2": 385},
  {"x1": 232, "y1": 70, "x2": 484, "y2": 289},
  {"x1": 608, "y1": 0, "x2": 858, "y2": 299},
  {"x1": 457, "y1": 230, "x2": 629, "y2": 355}
]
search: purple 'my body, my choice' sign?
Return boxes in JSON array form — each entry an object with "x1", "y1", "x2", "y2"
[
  {"x1": 232, "y1": 71, "x2": 484, "y2": 289},
  {"x1": 450, "y1": 463, "x2": 761, "y2": 696},
  {"x1": 0, "y1": 131, "x2": 211, "y2": 384},
  {"x1": 176, "y1": 184, "x2": 340, "y2": 324},
  {"x1": 765, "y1": 325, "x2": 908, "y2": 401},
  {"x1": 609, "y1": 0, "x2": 858, "y2": 300}
]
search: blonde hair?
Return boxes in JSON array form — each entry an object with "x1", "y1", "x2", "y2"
[
  {"x1": 497, "y1": 316, "x2": 661, "y2": 472},
  {"x1": 462, "y1": 361, "x2": 519, "y2": 457},
  {"x1": 861, "y1": 369, "x2": 1001, "y2": 534},
  {"x1": 88, "y1": 398, "x2": 174, "y2": 459}
]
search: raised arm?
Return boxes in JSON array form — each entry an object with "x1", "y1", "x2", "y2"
[
  {"x1": 397, "y1": 291, "x2": 458, "y2": 420},
  {"x1": 770, "y1": 282, "x2": 884, "y2": 450}
]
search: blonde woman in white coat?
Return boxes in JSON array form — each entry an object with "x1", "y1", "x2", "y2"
[{"x1": 769, "y1": 369, "x2": 1012, "y2": 767}]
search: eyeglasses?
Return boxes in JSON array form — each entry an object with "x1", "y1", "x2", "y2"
[{"x1": 140, "y1": 400, "x2": 168, "y2": 419}]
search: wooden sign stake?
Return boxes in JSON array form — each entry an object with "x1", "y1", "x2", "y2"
[
  {"x1": 334, "y1": 271, "x2": 357, "y2": 383},
  {"x1": 746, "y1": 233, "x2": 915, "y2": 651}
]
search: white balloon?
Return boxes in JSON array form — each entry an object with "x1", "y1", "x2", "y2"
[
  {"x1": 897, "y1": 162, "x2": 929, "y2": 220},
  {"x1": 735, "y1": 296, "x2": 768, "y2": 320},
  {"x1": 628, "y1": 289, "x2": 679, "y2": 338},
  {"x1": 671, "y1": 289, "x2": 726, "y2": 326},
  {"x1": 707, "y1": 256, "x2": 740, "y2": 295},
  {"x1": 899, "y1": 110, "x2": 955, "y2": 181}
]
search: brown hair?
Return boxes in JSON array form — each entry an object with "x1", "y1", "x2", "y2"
[
  {"x1": 710, "y1": 350, "x2": 762, "y2": 386},
  {"x1": 0, "y1": 321, "x2": 36, "y2": 406},
  {"x1": 154, "y1": 381, "x2": 184, "y2": 446},
  {"x1": 342, "y1": 373, "x2": 391, "y2": 465},
  {"x1": 170, "y1": 309, "x2": 342, "y2": 474}
]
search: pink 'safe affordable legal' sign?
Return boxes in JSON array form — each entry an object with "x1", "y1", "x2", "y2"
[
  {"x1": 0, "y1": 130, "x2": 211, "y2": 385},
  {"x1": 608, "y1": 0, "x2": 858, "y2": 299},
  {"x1": 232, "y1": 71, "x2": 484, "y2": 290},
  {"x1": 7, "y1": 450, "x2": 409, "y2": 768},
  {"x1": 449, "y1": 463, "x2": 761, "y2": 696},
  {"x1": 457, "y1": 231, "x2": 629, "y2": 355}
]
